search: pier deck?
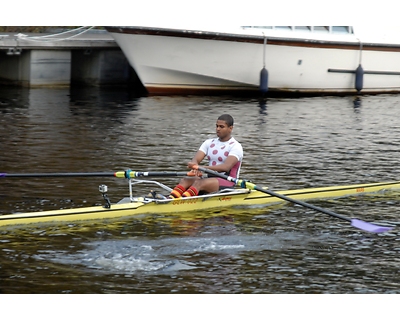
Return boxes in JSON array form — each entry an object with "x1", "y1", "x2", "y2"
[{"x1": 0, "y1": 29, "x2": 139, "y2": 88}]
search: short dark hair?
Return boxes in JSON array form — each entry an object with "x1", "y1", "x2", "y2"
[{"x1": 218, "y1": 114, "x2": 234, "y2": 127}]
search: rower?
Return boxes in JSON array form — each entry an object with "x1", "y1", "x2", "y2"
[{"x1": 169, "y1": 114, "x2": 243, "y2": 198}]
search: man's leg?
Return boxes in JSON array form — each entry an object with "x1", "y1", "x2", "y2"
[{"x1": 182, "y1": 178, "x2": 219, "y2": 197}]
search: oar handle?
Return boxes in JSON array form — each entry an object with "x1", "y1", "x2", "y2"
[{"x1": 121, "y1": 171, "x2": 192, "y2": 178}]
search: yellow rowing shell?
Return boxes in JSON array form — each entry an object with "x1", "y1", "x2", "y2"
[{"x1": 1, "y1": 181, "x2": 400, "y2": 227}]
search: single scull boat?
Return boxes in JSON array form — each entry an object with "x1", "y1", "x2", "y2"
[{"x1": 0, "y1": 170, "x2": 397, "y2": 232}]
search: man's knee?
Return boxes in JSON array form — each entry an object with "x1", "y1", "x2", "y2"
[{"x1": 193, "y1": 178, "x2": 219, "y2": 193}]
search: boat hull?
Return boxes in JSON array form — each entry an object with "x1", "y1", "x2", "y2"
[
  {"x1": 106, "y1": 26, "x2": 400, "y2": 95},
  {"x1": 1, "y1": 181, "x2": 399, "y2": 228}
]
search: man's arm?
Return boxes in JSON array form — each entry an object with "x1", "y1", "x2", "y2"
[
  {"x1": 205, "y1": 155, "x2": 238, "y2": 173},
  {"x1": 189, "y1": 154, "x2": 238, "y2": 173},
  {"x1": 187, "y1": 150, "x2": 206, "y2": 168}
]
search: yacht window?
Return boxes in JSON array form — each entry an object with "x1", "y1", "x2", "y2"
[
  {"x1": 241, "y1": 26, "x2": 272, "y2": 30},
  {"x1": 275, "y1": 26, "x2": 293, "y2": 31},
  {"x1": 332, "y1": 26, "x2": 351, "y2": 33},
  {"x1": 313, "y1": 26, "x2": 329, "y2": 32},
  {"x1": 294, "y1": 26, "x2": 311, "y2": 32}
]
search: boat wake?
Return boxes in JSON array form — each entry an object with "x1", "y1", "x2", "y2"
[{"x1": 32, "y1": 232, "x2": 338, "y2": 274}]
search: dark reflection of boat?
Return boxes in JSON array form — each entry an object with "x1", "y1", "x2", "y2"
[
  {"x1": 259, "y1": 98, "x2": 267, "y2": 115},
  {"x1": 353, "y1": 96, "x2": 362, "y2": 109}
]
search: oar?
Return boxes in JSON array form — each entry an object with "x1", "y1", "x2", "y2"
[
  {"x1": 193, "y1": 166, "x2": 394, "y2": 233},
  {"x1": 0, "y1": 171, "x2": 191, "y2": 179}
]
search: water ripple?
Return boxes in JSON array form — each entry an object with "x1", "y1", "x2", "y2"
[{"x1": 1, "y1": 88, "x2": 400, "y2": 294}]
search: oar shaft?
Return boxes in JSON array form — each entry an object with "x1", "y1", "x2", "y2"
[
  {"x1": 252, "y1": 185, "x2": 351, "y2": 222},
  {"x1": 1, "y1": 171, "x2": 191, "y2": 179},
  {"x1": 194, "y1": 166, "x2": 350, "y2": 221},
  {"x1": 194, "y1": 166, "x2": 393, "y2": 233},
  {"x1": 0, "y1": 172, "x2": 116, "y2": 178}
]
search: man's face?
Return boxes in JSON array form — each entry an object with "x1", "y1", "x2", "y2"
[{"x1": 216, "y1": 120, "x2": 232, "y2": 141}]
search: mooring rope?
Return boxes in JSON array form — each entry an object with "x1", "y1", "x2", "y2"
[{"x1": 16, "y1": 26, "x2": 96, "y2": 42}]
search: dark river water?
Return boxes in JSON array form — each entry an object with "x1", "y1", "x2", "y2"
[{"x1": 0, "y1": 87, "x2": 399, "y2": 301}]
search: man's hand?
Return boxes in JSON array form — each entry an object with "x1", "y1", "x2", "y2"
[
  {"x1": 187, "y1": 162, "x2": 198, "y2": 169},
  {"x1": 187, "y1": 163, "x2": 202, "y2": 177}
]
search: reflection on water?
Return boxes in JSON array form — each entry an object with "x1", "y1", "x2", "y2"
[
  {"x1": 0, "y1": 87, "x2": 400, "y2": 296},
  {"x1": 258, "y1": 98, "x2": 268, "y2": 116},
  {"x1": 353, "y1": 96, "x2": 362, "y2": 109}
]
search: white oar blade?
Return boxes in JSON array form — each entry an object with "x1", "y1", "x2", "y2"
[{"x1": 351, "y1": 219, "x2": 393, "y2": 233}]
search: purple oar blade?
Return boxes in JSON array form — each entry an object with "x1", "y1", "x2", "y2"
[{"x1": 351, "y1": 219, "x2": 393, "y2": 233}]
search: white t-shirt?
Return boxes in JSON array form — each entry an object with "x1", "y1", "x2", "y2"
[{"x1": 199, "y1": 137, "x2": 243, "y2": 178}]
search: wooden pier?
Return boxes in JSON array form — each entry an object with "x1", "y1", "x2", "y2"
[{"x1": 0, "y1": 29, "x2": 140, "y2": 88}]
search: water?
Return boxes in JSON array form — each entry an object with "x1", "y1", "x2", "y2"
[{"x1": 0, "y1": 87, "x2": 400, "y2": 299}]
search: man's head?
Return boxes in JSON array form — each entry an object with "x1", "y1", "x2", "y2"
[
  {"x1": 217, "y1": 114, "x2": 234, "y2": 127},
  {"x1": 216, "y1": 114, "x2": 234, "y2": 141}
]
